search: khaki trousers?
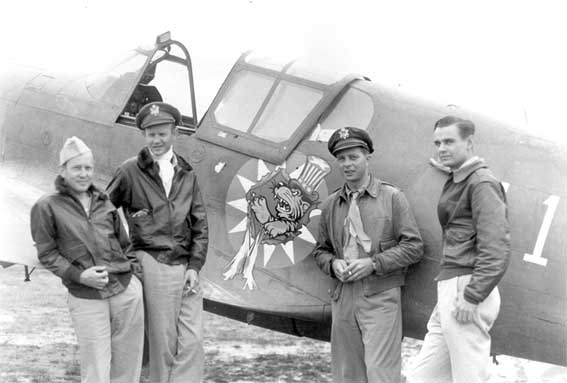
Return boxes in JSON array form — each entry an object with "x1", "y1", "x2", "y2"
[
  {"x1": 139, "y1": 251, "x2": 204, "y2": 383},
  {"x1": 67, "y1": 276, "x2": 144, "y2": 383},
  {"x1": 331, "y1": 282, "x2": 402, "y2": 383},
  {"x1": 407, "y1": 275, "x2": 501, "y2": 383}
]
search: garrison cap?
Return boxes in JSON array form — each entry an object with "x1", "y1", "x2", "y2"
[
  {"x1": 327, "y1": 127, "x2": 373, "y2": 156},
  {"x1": 59, "y1": 136, "x2": 92, "y2": 166},
  {"x1": 136, "y1": 102, "x2": 181, "y2": 130}
]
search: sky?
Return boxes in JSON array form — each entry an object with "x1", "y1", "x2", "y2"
[{"x1": 2, "y1": 0, "x2": 566, "y2": 143}]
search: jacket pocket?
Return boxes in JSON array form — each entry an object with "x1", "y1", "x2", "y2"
[
  {"x1": 61, "y1": 242, "x2": 93, "y2": 269},
  {"x1": 444, "y1": 227, "x2": 476, "y2": 257},
  {"x1": 448, "y1": 227, "x2": 475, "y2": 242},
  {"x1": 362, "y1": 271, "x2": 403, "y2": 297},
  {"x1": 130, "y1": 214, "x2": 153, "y2": 244}
]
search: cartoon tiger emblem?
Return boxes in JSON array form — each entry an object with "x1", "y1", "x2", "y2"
[
  {"x1": 223, "y1": 155, "x2": 331, "y2": 289},
  {"x1": 249, "y1": 182, "x2": 311, "y2": 240}
]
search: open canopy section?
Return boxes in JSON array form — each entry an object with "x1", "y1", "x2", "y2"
[
  {"x1": 85, "y1": 32, "x2": 198, "y2": 131},
  {"x1": 86, "y1": 49, "x2": 151, "y2": 109}
]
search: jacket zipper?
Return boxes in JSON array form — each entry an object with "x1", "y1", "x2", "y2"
[
  {"x1": 68, "y1": 192, "x2": 101, "y2": 270},
  {"x1": 152, "y1": 163, "x2": 177, "y2": 249},
  {"x1": 168, "y1": 171, "x2": 181, "y2": 247}
]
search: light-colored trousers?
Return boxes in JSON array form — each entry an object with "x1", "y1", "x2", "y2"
[
  {"x1": 139, "y1": 251, "x2": 204, "y2": 383},
  {"x1": 67, "y1": 276, "x2": 144, "y2": 383},
  {"x1": 407, "y1": 274, "x2": 501, "y2": 383},
  {"x1": 331, "y1": 282, "x2": 402, "y2": 383}
]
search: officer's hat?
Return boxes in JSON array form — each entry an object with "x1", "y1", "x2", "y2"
[
  {"x1": 327, "y1": 127, "x2": 374, "y2": 156},
  {"x1": 135, "y1": 102, "x2": 181, "y2": 130}
]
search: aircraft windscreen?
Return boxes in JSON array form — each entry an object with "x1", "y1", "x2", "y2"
[
  {"x1": 214, "y1": 70, "x2": 275, "y2": 133},
  {"x1": 214, "y1": 69, "x2": 323, "y2": 143},
  {"x1": 85, "y1": 51, "x2": 148, "y2": 106},
  {"x1": 251, "y1": 81, "x2": 323, "y2": 142},
  {"x1": 199, "y1": 55, "x2": 368, "y2": 163}
]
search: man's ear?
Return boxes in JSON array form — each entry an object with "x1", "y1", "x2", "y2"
[{"x1": 466, "y1": 136, "x2": 474, "y2": 152}]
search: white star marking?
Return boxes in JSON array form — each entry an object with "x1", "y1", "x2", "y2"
[
  {"x1": 237, "y1": 175, "x2": 255, "y2": 193},
  {"x1": 281, "y1": 241, "x2": 295, "y2": 264},
  {"x1": 229, "y1": 217, "x2": 248, "y2": 234},
  {"x1": 227, "y1": 198, "x2": 248, "y2": 213},
  {"x1": 298, "y1": 228, "x2": 316, "y2": 244},
  {"x1": 263, "y1": 244, "x2": 276, "y2": 266}
]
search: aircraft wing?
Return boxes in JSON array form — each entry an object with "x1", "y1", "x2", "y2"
[{"x1": 0, "y1": 162, "x2": 44, "y2": 268}]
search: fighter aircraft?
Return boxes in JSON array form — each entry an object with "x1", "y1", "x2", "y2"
[{"x1": 0, "y1": 32, "x2": 565, "y2": 367}]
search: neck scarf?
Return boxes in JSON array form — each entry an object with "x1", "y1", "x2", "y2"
[
  {"x1": 343, "y1": 190, "x2": 372, "y2": 261},
  {"x1": 151, "y1": 146, "x2": 175, "y2": 196}
]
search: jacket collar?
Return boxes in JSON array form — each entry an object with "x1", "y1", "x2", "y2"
[
  {"x1": 339, "y1": 174, "x2": 379, "y2": 201},
  {"x1": 55, "y1": 175, "x2": 106, "y2": 201},
  {"x1": 137, "y1": 146, "x2": 192, "y2": 172},
  {"x1": 451, "y1": 157, "x2": 487, "y2": 183}
]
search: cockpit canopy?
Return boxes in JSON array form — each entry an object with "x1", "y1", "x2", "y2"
[{"x1": 196, "y1": 51, "x2": 370, "y2": 164}]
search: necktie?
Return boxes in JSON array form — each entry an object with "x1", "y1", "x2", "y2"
[
  {"x1": 157, "y1": 156, "x2": 174, "y2": 197},
  {"x1": 343, "y1": 191, "x2": 372, "y2": 261}
]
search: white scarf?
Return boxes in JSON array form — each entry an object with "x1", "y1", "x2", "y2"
[{"x1": 151, "y1": 146, "x2": 175, "y2": 197}]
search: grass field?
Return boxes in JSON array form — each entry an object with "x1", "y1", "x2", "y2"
[
  {"x1": 1, "y1": 266, "x2": 565, "y2": 383},
  {"x1": 0, "y1": 266, "x2": 334, "y2": 383}
]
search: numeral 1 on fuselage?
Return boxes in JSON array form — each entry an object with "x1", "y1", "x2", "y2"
[{"x1": 523, "y1": 195, "x2": 560, "y2": 266}]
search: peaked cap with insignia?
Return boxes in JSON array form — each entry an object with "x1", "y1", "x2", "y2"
[
  {"x1": 327, "y1": 126, "x2": 373, "y2": 156},
  {"x1": 135, "y1": 101, "x2": 182, "y2": 130}
]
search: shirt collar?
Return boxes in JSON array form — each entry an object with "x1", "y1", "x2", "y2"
[
  {"x1": 54, "y1": 175, "x2": 106, "y2": 201},
  {"x1": 459, "y1": 156, "x2": 480, "y2": 170},
  {"x1": 340, "y1": 175, "x2": 379, "y2": 201},
  {"x1": 137, "y1": 147, "x2": 192, "y2": 172},
  {"x1": 452, "y1": 156, "x2": 487, "y2": 183},
  {"x1": 150, "y1": 146, "x2": 174, "y2": 163}
]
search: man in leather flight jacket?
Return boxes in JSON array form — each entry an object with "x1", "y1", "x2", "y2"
[
  {"x1": 31, "y1": 137, "x2": 144, "y2": 383},
  {"x1": 107, "y1": 102, "x2": 208, "y2": 383},
  {"x1": 408, "y1": 116, "x2": 511, "y2": 383}
]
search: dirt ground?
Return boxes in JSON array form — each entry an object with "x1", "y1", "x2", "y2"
[{"x1": 0, "y1": 267, "x2": 565, "y2": 383}]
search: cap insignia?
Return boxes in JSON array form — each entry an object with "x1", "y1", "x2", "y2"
[
  {"x1": 338, "y1": 127, "x2": 350, "y2": 139},
  {"x1": 150, "y1": 104, "x2": 160, "y2": 116}
]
